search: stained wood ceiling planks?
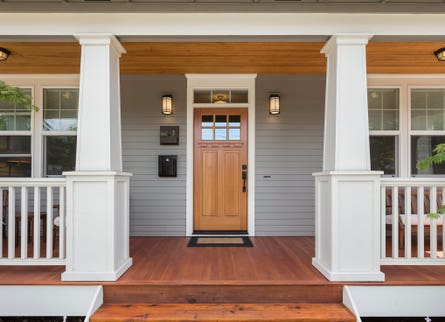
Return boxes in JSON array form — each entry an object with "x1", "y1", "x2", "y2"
[{"x1": 0, "y1": 41, "x2": 445, "y2": 74}]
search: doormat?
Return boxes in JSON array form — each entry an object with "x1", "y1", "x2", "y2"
[{"x1": 187, "y1": 236, "x2": 253, "y2": 247}]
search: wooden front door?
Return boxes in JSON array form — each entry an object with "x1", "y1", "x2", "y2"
[{"x1": 194, "y1": 108, "x2": 248, "y2": 232}]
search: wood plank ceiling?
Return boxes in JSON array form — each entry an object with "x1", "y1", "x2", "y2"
[{"x1": 0, "y1": 42, "x2": 444, "y2": 74}]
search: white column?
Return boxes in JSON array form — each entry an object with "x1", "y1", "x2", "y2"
[
  {"x1": 62, "y1": 34, "x2": 132, "y2": 281},
  {"x1": 312, "y1": 34, "x2": 385, "y2": 282}
]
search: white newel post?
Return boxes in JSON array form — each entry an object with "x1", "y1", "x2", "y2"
[
  {"x1": 312, "y1": 34, "x2": 384, "y2": 282},
  {"x1": 62, "y1": 34, "x2": 132, "y2": 281}
]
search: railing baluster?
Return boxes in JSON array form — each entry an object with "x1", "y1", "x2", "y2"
[
  {"x1": 381, "y1": 186, "x2": 387, "y2": 259},
  {"x1": 33, "y1": 187, "x2": 40, "y2": 259},
  {"x1": 431, "y1": 187, "x2": 438, "y2": 259},
  {"x1": 20, "y1": 187, "x2": 28, "y2": 259},
  {"x1": 59, "y1": 186, "x2": 65, "y2": 259},
  {"x1": 46, "y1": 186, "x2": 53, "y2": 259},
  {"x1": 392, "y1": 186, "x2": 398, "y2": 259},
  {"x1": 418, "y1": 186, "x2": 425, "y2": 259},
  {"x1": 7, "y1": 187, "x2": 15, "y2": 259},
  {"x1": 405, "y1": 187, "x2": 412, "y2": 259}
]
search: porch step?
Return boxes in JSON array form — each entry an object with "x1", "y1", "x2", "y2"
[
  {"x1": 103, "y1": 284, "x2": 343, "y2": 304},
  {"x1": 90, "y1": 303, "x2": 356, "y2": 322}
]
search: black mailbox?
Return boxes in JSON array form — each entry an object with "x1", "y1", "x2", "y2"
[{"x1": 158, "y1": 155, "x2": 177, "y2": 177}]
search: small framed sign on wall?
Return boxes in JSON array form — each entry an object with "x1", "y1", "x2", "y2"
[{"x1": 160, "y1": 126, "x2": 179, "y2": 145}]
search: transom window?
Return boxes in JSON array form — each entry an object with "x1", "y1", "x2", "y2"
[
  {"x1": 194, "y1": 89, "x2": 248, "y2": 104},
  {"x1": 201, "y1": 114, "x2": 241, "y2": 141}
]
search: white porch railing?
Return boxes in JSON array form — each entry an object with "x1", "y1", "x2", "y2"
[
  {"x1": 381, "y1": 178, "x2": 445, "y2": 265},
  {"x1": 0, "y1": 178, "x2": 66, "y2": 265}
]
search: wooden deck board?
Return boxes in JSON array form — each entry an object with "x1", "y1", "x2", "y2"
[{"x1": 1, "y1": 237, "x2": 445, "y2": 286}]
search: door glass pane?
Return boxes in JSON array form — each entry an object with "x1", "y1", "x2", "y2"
[
  {"x1": 201, "y1": 128, "x2": 213, "y2": 140},
  {"x1": 228, "y1": 115, "x2": 241, "y2": 127},
  {"x1": 370, "y1": 136, "x2": 397, "y2": 175},
  {"x1": 215, "y1": 115, "x2": 227, "y2": 127},
  {"x1": 215, "y1": 128, "x2": 227, "y2": 140},
  {"x1": 45, "y1": 136, "x2": 76, "y2": 176},
  {"x1": 202, "y1": 115, "x2": 213, "y2": 127},
  {"x1": 229, "y1": 128, "x2": 240, "y2": 140}
]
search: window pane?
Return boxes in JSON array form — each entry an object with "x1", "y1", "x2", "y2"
[
  {"x1": 45, "y1": 136, "x2": 76, "y2": 176},
  {"x1": 0, "y1": 88, "x2": 32, "y2": 131},
  {"x1": 411, "y1": 110, "x2": 427, "y2": 130},
  {"x1": 230, "y1": 90, "x2": 248, "y2": 103},
  {"x1": 370, "y1": 136, "x2": 397, "y2": 175},
  {"x1": 411, "y1": 135, "x2": 445, "y2": 175},
  {"x1": 215, "y1": 128, "x2": 227, "y2": 140},
  {"x1": 194, "y1": 90, "x2": 211, "y2": 103},
  {"x1": 368, "y1": 88, "x2": 399, "y2": 131},
  {"x1": 411, "y1": 90, "x2": 427, "y2": 109},
  {"x1": 202, "y1": 115, "x2": 213, "y2": 127},
  {"x1": 229, "y1": 128, "x2": 240, "y2": 140},
  {"x1": 212, "y1": 91, "x2": 230, "y2": 104},
  {"x1": 215, "y1": 115, "x2": 227, "y2": 127},
  {"x1": 411, "y1": 89, "x2": 445, "y2": 131},
  {"x1": 0, "y1": 156, "x2": 31, "y2": 177},
  {"x1": 201, "y1": 128, "x2": 213, "y2": 140},
  {"x1": 0, "y1": 136, "x2": 31, "y2": 154},
  {"x1": 427, "y1": 110, "x2": 444, "y2": 130},
  {"x1": 15, "y1": 115, "x2": 31, "y2": 131},
  {"x1": 229, "y1": 115, "x2": 241, "y2": 127},
  {"x1": 43, "y1": 88, "x2": 78, "y2": 131}
]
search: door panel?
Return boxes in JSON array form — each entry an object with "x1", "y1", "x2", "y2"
[{"x1": 194, "y1": 108, "x2": 248, "y2": 231}]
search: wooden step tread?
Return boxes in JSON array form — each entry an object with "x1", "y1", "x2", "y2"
[{"x1": 91, "y1": 303, "x2": 356, "y2": 322}]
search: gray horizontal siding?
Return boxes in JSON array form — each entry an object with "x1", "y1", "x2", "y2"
[
  {"x1": 255, "y1": 75, "x2": 325, "y2": 236},
  {"x1": 121, "y1": 75, "x2": 187, "y2": 236}
]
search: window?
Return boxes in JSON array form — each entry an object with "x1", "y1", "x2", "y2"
[
  {"x1": 201, "y1": 114, "x2": 241, "y2": 141},
  {"x1": 0, "y1": 79, "x2": 79, "y2": 178},
  {"x1": 368, "y1": 79, "x2": 445, "y2": 177},
  {"x1": 0, "y1": 88, "x2": 32, "y2": 177},
  {"x1": 368, "y1": 88, "x2": 399, "y2": 176},
  {"x1": 43, "y1": 88, "x2": 78, "y2": 176}
]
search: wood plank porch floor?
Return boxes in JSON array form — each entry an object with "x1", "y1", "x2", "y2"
[{"x1": 1, "y1": 236, "x2": 445, "y2": 286}]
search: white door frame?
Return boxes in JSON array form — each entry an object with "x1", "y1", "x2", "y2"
[{"x1": 185, "y1": 74, "x2": 257, "y2": 236}]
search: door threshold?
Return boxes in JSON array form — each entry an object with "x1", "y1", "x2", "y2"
[{"x1": 193, "y1": 230, "x2": 248, "y2": 235}]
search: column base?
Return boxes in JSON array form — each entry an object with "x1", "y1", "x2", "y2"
[
  {"x1": 312, "y1": 258, "x2": 384, "y2": 282},
  {"x1": 62, "y1": 258, "x2": 133, "y2": 282}
]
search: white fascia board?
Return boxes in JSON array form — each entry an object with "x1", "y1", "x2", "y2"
[{"x1": 2, "y1": 13, "x2": 445, "y2": 36}]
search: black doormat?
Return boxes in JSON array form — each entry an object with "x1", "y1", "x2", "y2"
[{"x1": 187, "y1": 236, "x2": 253, "y2": 247}]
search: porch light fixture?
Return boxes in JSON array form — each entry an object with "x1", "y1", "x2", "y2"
[
  {"x1": 162, "y1": 95, "x2": 173, "y2": 115},
  {"x1": 0, "y1": 48, "x2": 10, "y2": 62},
  {"x1": 434, "y1": 48, "x2": 445, "y2": 61},
  {"x1": 269, "y1": 94, "x2": 280, "y2": 115}
]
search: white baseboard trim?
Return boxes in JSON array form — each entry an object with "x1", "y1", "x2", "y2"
[
  {"x1": 61, "y1": 258, "x2": 133, "y2": 282},
  {"x1": 312, "y1": 258, "x2": 385, "y2": 282}
]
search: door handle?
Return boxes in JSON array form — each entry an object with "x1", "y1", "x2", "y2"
[{"x1": 242, "y1": 164, "x2": 247, "y2": 192}]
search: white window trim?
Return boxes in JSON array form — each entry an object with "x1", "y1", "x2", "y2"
[
  {"x1": 368, "y1": 74, "x2": 445, "y2": 178},
  {"x1": 0, "y1": 75, "x2": 79, "y2": 178}
]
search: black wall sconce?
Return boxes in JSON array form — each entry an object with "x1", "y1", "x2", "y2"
[
  {"x1": 269, "y1": 94, "x2": 280, "y2": 115},
  {"x1": 162, "y1": 95, "x2": 173, "y2": 115}
]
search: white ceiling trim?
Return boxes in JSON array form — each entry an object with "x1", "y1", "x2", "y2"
[{"x1": 1, "y1": 13, "x2": 445, "y2": 36}]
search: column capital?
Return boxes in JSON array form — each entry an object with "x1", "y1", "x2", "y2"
[
  {"x1": 321, "y1": 33, "x2": 374, "y2": 56},
  {"x1": 74, "y1": 33, "x2": 126, "y2": 56}
]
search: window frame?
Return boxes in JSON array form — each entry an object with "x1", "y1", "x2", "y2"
[
  {"x1": 368, "y1": 76, "x2": 445, "y2": 178},
  {"x1": 0, "y1": 75, "x2": 79, "y2": 178}
]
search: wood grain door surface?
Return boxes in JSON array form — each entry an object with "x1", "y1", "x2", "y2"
[{"x1": 194, "y1": 108, "x2": 248, "y2": 231}]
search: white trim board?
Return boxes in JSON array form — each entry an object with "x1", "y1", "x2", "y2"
[
  {"x1": 185, "y1": 74, "x2": 257, "y2": 236},
  {"x1": 4, "y1": 13, "x2": 445, "y2": 36}
]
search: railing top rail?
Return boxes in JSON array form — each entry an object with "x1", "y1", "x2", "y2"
[
  {"x1": 0, "y1": 178, "x2": 66, "y2": 187},
  {"x1": 381, "y1": 177, "x2": 445, "y2": 187}
]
